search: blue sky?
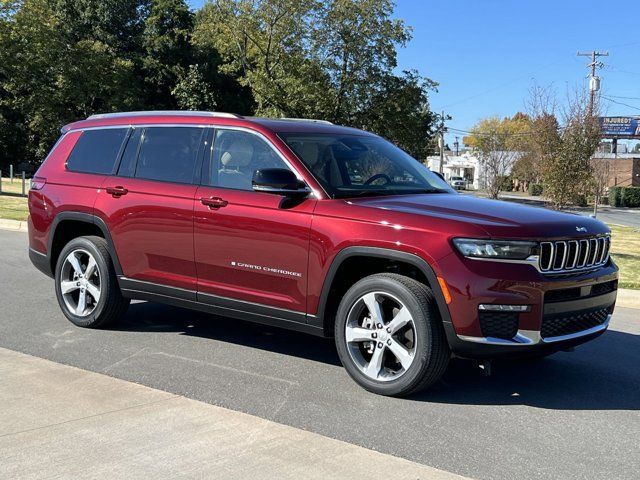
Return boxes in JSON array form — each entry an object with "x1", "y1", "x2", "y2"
[{"x1": 188, "y1": 1, "x2": 639, "y2": 145}]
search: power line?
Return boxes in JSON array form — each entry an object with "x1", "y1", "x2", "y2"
[
  {"x1": 601, "y1": 96, "x2": 640, "y2": 112},
  {"x1": 605, "y1": 95, "x2": 640, "y2": 101}
]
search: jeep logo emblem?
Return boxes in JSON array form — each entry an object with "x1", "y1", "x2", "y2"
[{"x1": 576, "y1": 226, "x2": 587, "y2": 233}]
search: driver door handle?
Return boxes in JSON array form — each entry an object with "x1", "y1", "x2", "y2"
[
  {"x1": 106, "y1": 186, "x2": 128, "y2": 197},
  {"x1": 200, "y1": 196, "x2": 228, "y2": 209}
]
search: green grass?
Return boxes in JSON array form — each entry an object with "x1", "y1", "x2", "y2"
[
  {"x1": 0, "y1": 177, "x2": 29, "y2": 196},
  {"x1": 609, "y1": 224, "x2": 640, "y2": 290},
  {"x1": 0, "y1": 195, "x2": 29, "y2": 221}
]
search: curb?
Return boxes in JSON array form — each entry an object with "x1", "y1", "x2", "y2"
[
  {"x1": 0, "y1": 218, "x2": 27, "y2": 232},
  {"x1": 617, "y1": 289, "x2": 640, "y2": 310}
]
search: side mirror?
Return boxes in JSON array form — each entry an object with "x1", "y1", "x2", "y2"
[{"x1": 252, "y1": 168, "x2": 311, "y2": 198}]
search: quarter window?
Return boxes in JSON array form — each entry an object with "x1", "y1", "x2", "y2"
[
  {"x1": 208, "y1": 129, "x2": 291, "y2": 191},
  {"x1": 135, "y1": 127, "x2": 203, "y2": 184},
  {"x1": 66, "y1": 128, "x2": 128, "y2": 175}
]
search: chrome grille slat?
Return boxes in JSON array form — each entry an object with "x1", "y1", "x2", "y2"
[
  {"x1": 539, "y1": 235, "x2": 610, "y2": 274},
  {"x1": 567, "y1": 240, "x2": 579, "y2": 269}
]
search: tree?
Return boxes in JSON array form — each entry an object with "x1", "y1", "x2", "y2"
[
  {"x1": 526, "y1": 87, "x2": 600, "y2": 209},
  {"x1": 0, "y1": 0, "x2": 141, "y2": 165},
  {"x1": 466, "y1": 114, "x2": 529, "y2": 198},
  {"x1": 354, "y1": 70, "x2": 437, "y2": 159},
  {"x1": 142, "y1": 0, "x2": 194, "y2": 108},
  {"x1": 314, "y1": 0, "x2": 410, "y2": 123},
  {"x1": 195, "y1": 0, "x2": 331, "y2": 118},
  {"x1": 194, "y1": 0, "x2": 437, "y2": 155}
]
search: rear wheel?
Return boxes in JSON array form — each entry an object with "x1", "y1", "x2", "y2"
[
  {"x1": 54, "y1": 236, "x2": 129, "y2": 328},
  {"x1": 334, "y1": 273, "x2": 450, "y2": 397}
]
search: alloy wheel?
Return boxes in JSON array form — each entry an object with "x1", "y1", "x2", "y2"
[
  {"x1": 345, "y1": 291, "x2": 417, "y2": 381},
  {"x1": 59, "y1": 249, "x2": 101, "y2": 317}
]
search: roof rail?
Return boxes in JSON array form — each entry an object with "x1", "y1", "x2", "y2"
[
  {"x1": 279, "y1": 117, "x2": 334, "y2": 125},
  {"x1": 87, "y1": 111, "x2": 243, "y2": 120}
]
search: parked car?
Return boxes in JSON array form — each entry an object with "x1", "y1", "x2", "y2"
[
  {"x1": 28, "y1": 111, "x2": 618, "y2": 396},
  {"x1": 449, "y1": 175, "x2": 467, "y2": 190}
]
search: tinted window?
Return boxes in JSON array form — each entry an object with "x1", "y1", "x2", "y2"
[
  {"x1": 66, "y1": 128, "x2": 128, "y2": 174},
  {"x1": 209, "y1": 129, "x2": 290, "y2": 191},
  {"x1": 135, "y1": 127, "x2": 203, "y2": 184},
  {"x1": 117, "y1": 128, "x2": 142, "y2": 177}
]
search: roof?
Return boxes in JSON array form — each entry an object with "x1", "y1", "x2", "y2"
[{"x1": 62, "y1": 110, "x2": 375, "y2": 137}]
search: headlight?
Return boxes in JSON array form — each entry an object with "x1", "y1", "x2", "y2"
[{"x1": 453, "y1": 238, "x2": 538, "y2": 260}]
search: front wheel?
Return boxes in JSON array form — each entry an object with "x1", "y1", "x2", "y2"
[{"x1": 334, "y1": 273, "x2": 450, "y2": 397}]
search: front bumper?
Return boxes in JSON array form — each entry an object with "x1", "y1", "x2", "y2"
[{"x1": 437, "y1": 251, "x2": 618, "y2": 359}]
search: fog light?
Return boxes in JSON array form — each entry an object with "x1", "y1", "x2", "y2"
[{"x1": 478, "y1": 304, "x2": 531, "y2": 312}]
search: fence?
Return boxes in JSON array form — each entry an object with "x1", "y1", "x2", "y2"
[{"x1": 0, "y1": 166, "x2": 29, "y2": 197}]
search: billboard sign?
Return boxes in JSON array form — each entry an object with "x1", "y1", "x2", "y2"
[{"x1": 599, "y1": 116, "x2": 640, "y2": 137}]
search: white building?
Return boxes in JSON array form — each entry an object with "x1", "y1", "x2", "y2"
[{"x1": 427, "y1": 151, "x2": 522, "y2": 190}]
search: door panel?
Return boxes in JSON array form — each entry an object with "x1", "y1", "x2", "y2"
[
  {"x1": 193, "y1": 127, "x2": 315, "y2": 313},
  {"x1": 96, "y1": 178, "x2": 198, "y2": 290},
  {"x1": 94, "y1": 125, "x2": 205, "y2": 291},
  {"x1": 194, "y1": 186, "x2": 314, "y2": 312}
]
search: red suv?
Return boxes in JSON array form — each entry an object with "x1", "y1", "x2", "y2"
[{"x1": 28, "y1": 111, "x2": 618, "y2": 396}]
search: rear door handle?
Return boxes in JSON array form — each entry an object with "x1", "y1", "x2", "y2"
[
  {"x1": 200, "y1": 196, "x2": 228, "y2": 209},
  {"x1": 106, "y1": 186, "x2": 128, "y2": 197}
]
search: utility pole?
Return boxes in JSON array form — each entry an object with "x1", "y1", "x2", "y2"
[
  {"x1": 438, "y1": 110, "x2": 446, "y2": 175},
  {"x1": 577, "y1": 50, "x2": 608, "y2": 116},
  {"x1": 453, "y1": 136, "x2": 459, "y2": 156}
]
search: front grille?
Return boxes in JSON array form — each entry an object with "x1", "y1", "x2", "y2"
[
  {"x1": 545, "y1": 280, "x2": 617, "y2": 303},
  {"x1": 479, "y1": 311, "x2": 519, "y2": 339},
  {"x1": 539, "y1": 236, "x2": 610, "y2": 273},
  {"x1": 541, "y1": 306, "x2": 611, "y2": 338}
]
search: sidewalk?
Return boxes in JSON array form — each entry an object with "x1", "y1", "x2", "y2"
[{"x1": 0, "y1": 347, "x2": 468, "y2": 480}]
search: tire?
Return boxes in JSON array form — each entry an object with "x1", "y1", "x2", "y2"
[
  {"x1": 54, "y1": 235, "x2": 130, "y2": 328},
  {"x1": 334, "y1": 273, "x2": 450, "y2": 397}
]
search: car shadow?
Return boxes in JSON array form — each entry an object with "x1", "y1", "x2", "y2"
[
  {"x1": 115, "y1": 301, "x2": 342, "y2": 366},
  {"x1": 116, "y1": 301, "x2": 640, "y2": 410}
]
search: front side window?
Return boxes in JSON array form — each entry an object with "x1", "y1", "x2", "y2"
[
  {"x1": 207, "y1": 129, "x2": 291, "y2": 191},
  {"x1": 135, "y1": 127, "x2": 203, "y2": 184},
  {"x1": 66, "y1": 128, "x2": 128, "y2": 175},
  {"x1": 280, "y1": 133, "x2": 452, "y2": 198}
]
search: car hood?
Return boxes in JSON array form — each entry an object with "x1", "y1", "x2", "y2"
[{"x1": 348, "y1": 193, "x2": 610, "y2": 239}]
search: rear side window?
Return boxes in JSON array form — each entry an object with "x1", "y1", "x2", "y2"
[
  {"x1": 66, "y1": 128, "x2": 128, "y2": 174},
  {"x1": 135, "y1": 127, "x2": 203, "y2": 184}
]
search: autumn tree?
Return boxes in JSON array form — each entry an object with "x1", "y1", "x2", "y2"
[
  {"x1": 466, "y1": 114, "x2": 530, "y2": 198},
  {"x1": 525, "y1": 86, "x2": 600, "y2": 209}
]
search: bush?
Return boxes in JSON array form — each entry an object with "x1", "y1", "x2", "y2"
[
  {"x1": 609, "y1": 187, "x2": 622, "y2": 207},
  {"x1": 622, "y1": 187, "x2": 640, "y2": 207},
  {"x1": 529, "y1": 183, "x2": 543, "y2": 196},
  {"x1": 609, "y1": 186, "x2": 640, "y2": 207},
  {"x1": 498, "y1": 175, "x2": 513, "y2": 192},
  {"x1": 573, "y1": 194, "x2": 588, "y2": 207}
]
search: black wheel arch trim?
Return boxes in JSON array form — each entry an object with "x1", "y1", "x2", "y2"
[
  {"x1": 313, "y1": 247, "x2": 454, "y2": 338},
  {"x1": 45, "y1": 211, "x2": 123, "y2": 277}
]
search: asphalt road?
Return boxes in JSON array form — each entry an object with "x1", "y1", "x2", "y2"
[{"x1": 1, "y1": 229, "x2": 639, "y2": 480}]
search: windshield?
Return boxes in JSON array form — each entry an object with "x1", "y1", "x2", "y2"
[{"x1": 279, "y1": 133, "x2": 453, "y2": 199}]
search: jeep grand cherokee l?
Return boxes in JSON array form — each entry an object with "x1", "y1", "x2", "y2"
[{"x1": 28, "y1": 111, "x2": 618, "y2": 396}]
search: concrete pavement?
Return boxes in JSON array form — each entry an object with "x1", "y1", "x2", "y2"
[{"x1": 0, "y1": 347, "x2": 467, "y2": 480}]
